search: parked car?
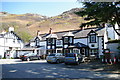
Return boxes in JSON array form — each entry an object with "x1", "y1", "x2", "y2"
[
  {"x1": 46, "y1": 53, "x2": 65, "y2": 63},
  {"x1": 20, "y1": 53, "x2": 41, "y2": 61},
  {"x1": 64, "y1": 53, "x2": 84, "y2": 65}
]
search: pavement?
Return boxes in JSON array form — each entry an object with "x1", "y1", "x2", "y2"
[{"x1": 0, "y1": 59, "x2": 22, "y2": 64}]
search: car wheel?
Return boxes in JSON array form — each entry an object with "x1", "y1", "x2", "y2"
[
  {"x1": 56, "y1": 60, "x2": 60, "y2": 64},
  {"x1": 47, "y1": 61, "x2": 51, "y2": 63},
  {"x1": 27, "y1": 58, "x2": 30, "y2": 61},
  {"x1": 76, "y1": 62, "x2": 80, "y2": 65}
]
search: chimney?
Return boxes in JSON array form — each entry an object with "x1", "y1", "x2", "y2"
[
  {"x1": 49, "y1": 28, "x2": 52, "y2": 34},
  {"x1": 37, "y1": 30, "x2": 40, "y2": 36},
  {"x1": 9, "y1": 27, "x2": 14, "y2": 32},
  {"x1": 1, "y1": 30, "x2": 6, "y2": 34}
]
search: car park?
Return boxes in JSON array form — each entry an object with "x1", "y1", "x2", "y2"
[
  {"x1": 20, "y1": 53, "x2": 41, "y2": 61},
  {"x1": 64, "y1": 53, "x2": 84, "y2": 65},
  {"x1": 46, "y1": 53, "x2": 65, "y2": 63}
]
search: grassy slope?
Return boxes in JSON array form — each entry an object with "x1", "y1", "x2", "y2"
[{"x1": 0, "y1": 8, "x2": 85, "y2": 42}]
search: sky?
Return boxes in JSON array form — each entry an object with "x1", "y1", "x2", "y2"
[{"x1": 1, "y1": 0, "x2": 82, "y2": 17}]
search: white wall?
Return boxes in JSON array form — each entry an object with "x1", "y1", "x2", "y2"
[
  {"x1": 107, "y1": 27, "x2": 115, "y2": 40},
  {"x1": 0, "y1": 47, "x2": 4, "y2": 58},
  {"x1": 107, "y1": 43, "x2": 119, "y2": 53},
  {"x1": 40, "y1": 41, "x2": 46, "y2": 49},
  {"x1": 98, "y1": 37, "x2": 104, "y2": 56},
  {"x1": 0, "y1": 32, "x2": 24, "y2": 58}
]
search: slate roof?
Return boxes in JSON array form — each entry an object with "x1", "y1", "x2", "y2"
[
  {"x1": 63, "y1": 32, "x2": 74, "y2": 37},
  {"x1": 68, "y1": 42, "x2": 88, "y2": 48},
  {"x1": 40, "y1": 27, "x2": 105, "y2": 41},
  {"x1": 46, "y1": 34, "x2": 58, "y2": 39},
  {"x1": 30, "y1": 36, "x2": 42, "y2": 42}
]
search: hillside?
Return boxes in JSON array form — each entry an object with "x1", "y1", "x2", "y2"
[{"x1": 0, "y1": 8, "x2": 85, "y2": 42}]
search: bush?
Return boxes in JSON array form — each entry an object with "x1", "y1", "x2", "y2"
[
  {"x1": 10, "y1": 57, "x2": 14, "y2": 59},
  {"x1": 2, "y1": 57, "x2": 6, "y2": 59}
]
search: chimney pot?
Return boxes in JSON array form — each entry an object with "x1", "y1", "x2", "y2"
[{"x1": 49, "y1": 28, "x2": 52, "y2": 34}]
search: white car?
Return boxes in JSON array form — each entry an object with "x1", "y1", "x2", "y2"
[{"x1": 46, "y1": 53, "x2": 65, "y2": 63}]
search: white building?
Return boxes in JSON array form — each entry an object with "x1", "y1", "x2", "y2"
[
  {"x1": 21, "y1": 30, "x2": 46, "y2": 58},
  {"x1": 38, "y1": 26, "x2": 115, "y2": 58},
  {"x1": 0, "y1": 27, "x2": 24, "y2": 58},
  {"x1": 26, "y1": 23, "x2": 119, "y2": 59}
]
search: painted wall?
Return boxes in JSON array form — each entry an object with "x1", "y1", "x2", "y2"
[
  {"x1": 98, "y1": 37, "x2": 104, "y2": 56},
  {"x1": 40, "y1": 41, "x2": 46, "y2": 49},
  {"x1": 107, "y1": 43, "x2": 119, "y2": 54},
  {"x1": 0, "y1": 32, "x2": 24, "y2": 58}
]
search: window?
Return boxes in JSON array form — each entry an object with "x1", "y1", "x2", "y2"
[
  {"x1": 73, "y1": 49, "x2": 79, "y2": 53},
  {"x1": 90, "y1": 35, "x2": 96, "y2": 43},
  {"x1": 56, "y1": 40, "x2": 62, "y2": 45},
  {"x1": 90, "y1": 49, "x2": 98, "y2": 55},
  {"x1": 48, "y1": 38, "x2": 55, "y2": 44},
  {"x1": 48, "y1": 39, "x2": 51, "y2": 44},
  {"x1": 64, "y1": 37, "x2": 68, "y2": 43},
  {"x1": 57, "y1": 50, "x2": 62, "y2": 53},
  {"x1": 69, "y1": 37, "x2": 73, "y2": 43},
  {"x1": 13, "y1": 39, "x2": 15, "y2": 43}
]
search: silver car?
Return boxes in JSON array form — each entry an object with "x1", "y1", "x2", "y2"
[
  {"x1": 65, "y1": 53, "x2": 84, "y2": 65},
  {"x1": 46, "y1": 53, "x2": 65, "y2": 63}
]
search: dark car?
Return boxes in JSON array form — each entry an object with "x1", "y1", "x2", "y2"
[
  {"x1": 20, "y1": 53, "x2": 41, "y2": 61},
  {"x1": 64, "y1": 53, "x2": 84, "y2": 65}
]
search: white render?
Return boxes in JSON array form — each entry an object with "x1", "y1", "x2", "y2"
[
  {"x1": 40, "y1": 41, "x2": 46, "y2": 49},
  {"x1": 0, "y1": 27, "x2": 24, "y2": 58},
  {"x1": 98, "y1": 37, "x2": 104, "y2": 56},
  {"x1": 114, "y1": 23, "x2": 120, "y2": 40}
]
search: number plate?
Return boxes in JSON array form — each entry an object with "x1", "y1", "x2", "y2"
[{"x1": 48, "y1": 60, "x2": 52, "y2": 61}]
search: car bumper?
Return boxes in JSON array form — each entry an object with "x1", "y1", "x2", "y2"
[
  {"x1": 20, "y1": 57, "x2": 27, "y2": 61},
  {"x1": 65, "y1": 60, "x2": 78, "y2": 64},
  {"x1": 47, "y1": 59, "x2": 56, "y2": 63}
]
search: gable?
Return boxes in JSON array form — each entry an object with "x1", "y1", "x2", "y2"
[
  {"x1": 87, "y1": 30, "x2": 97, "y2": 36},
  {"x1": 3, "y1": 31, "x2": 22, "y2": 41}
]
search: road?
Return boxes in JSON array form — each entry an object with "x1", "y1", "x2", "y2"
[{"x1": 1, "y1": 59, "x2": 120, "y2": 80}]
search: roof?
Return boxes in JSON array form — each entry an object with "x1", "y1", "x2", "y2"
[
  {"x1": 107, "y1": 39, "x2": 120, "y2": 43},
  {"x1": 46, "y1": 34, "x2": 58, "y2": 39},
  {"x1": 40, "y1": 27, "x2": 105, "y2": 41},
  {"x1": 63, "y1": 32, "x2": 74, "y2": 37},
  {"x1": 0, "y1": 31, "x2": 23, "y2": 41},
  {"x1": 68, "y1": 42, "x2": 88, "y2": 48},
  {"x1": 30, "y1": 36, "x2": 42, "y2": 42}
]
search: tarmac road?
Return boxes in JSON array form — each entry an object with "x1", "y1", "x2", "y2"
[{"x1": 1, "y1": 59, "x2": 120, "y2": 80}]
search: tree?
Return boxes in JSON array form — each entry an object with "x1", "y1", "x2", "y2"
[{"x1": 75, "y1": 2, "x2": 120, "y2": 36}]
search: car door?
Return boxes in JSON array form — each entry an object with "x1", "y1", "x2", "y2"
[
  {"x1": 30, "y1": 53, "x2": 35, "y2": 60},
  {"x1": 33, "y1": 53, "x2": 37, "y2": 60},
  {"x1": 59, "y1": 53, "x2": 64, "y2": 62}
]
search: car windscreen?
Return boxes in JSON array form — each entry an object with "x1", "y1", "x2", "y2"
[
  {"x1": 48, "y1": 54, "x2": 55, "y2": 56},
  {"x1": 24, "y1": 53, "x2": 35, "y2": 56},
  {"x1": 21, "y1": 53, "x2": 29, "y2": 55},
  {"x1": 65, "y1": 54, "x2": 75, "y2": 57}
]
